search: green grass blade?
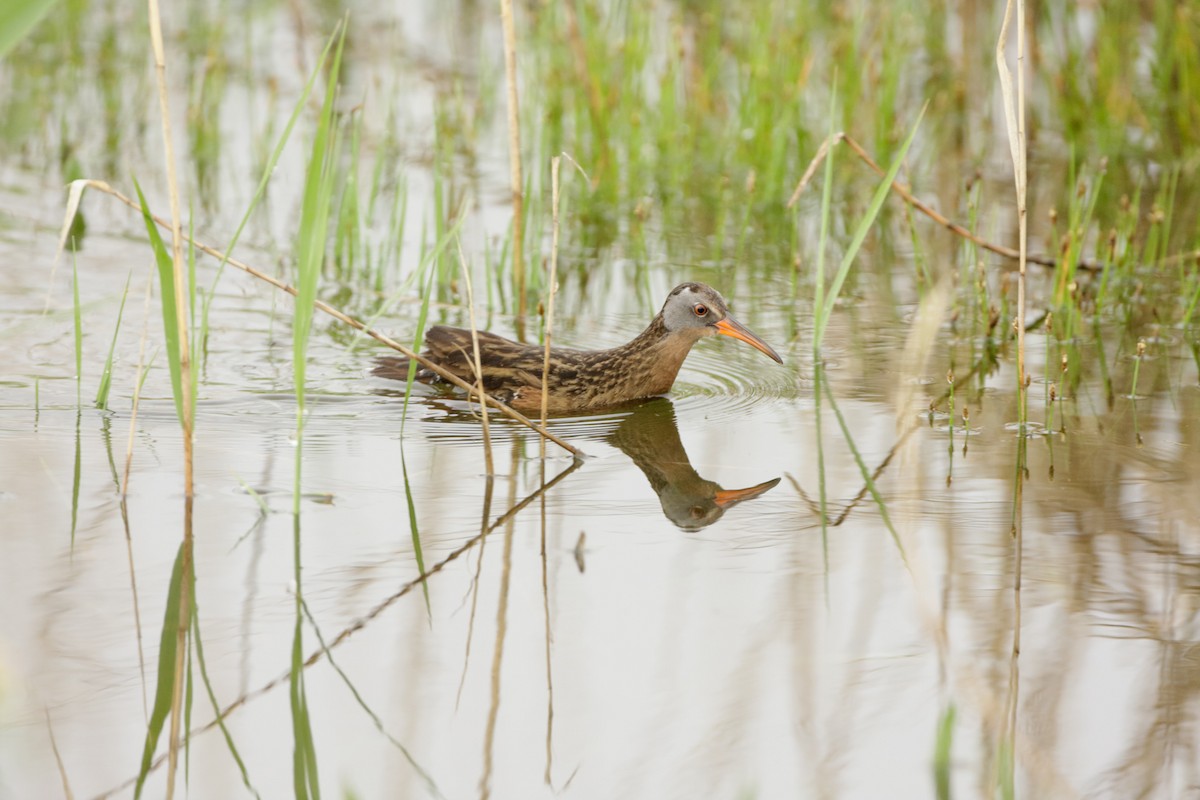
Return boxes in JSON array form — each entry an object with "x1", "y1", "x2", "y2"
[
  {"x1": 0, "y1": 0, "x2": 58, "y2": 59},
  {"x1": 392, "y1": 257, "x2": 442, "y2": 621},
  {"x1": 1183, "y1": 282, "x2": 1200, "y2": 332},
  {"x1": 996, "y1": 738, "x2": 1014, "y2": 800},
  {"x1": 400, "y1": 260, "x2": 439, "y2": 426},
  {"x1": 134, "y1": 542, "x2": 187, "y2": 799},
  {"x1": 341, "y1": 203, "x2": 465, "y2": 362},
  {"x1": 811, "y1": 83, "x2": 837, "y2": 348},
  {"x1": 184, "y1": 632, "x2": 193, "y2": 788},
  {"x1": 300, "y1": 599, "x2": 445, "y2": 799},
  {"x1": 383, "y1": 207, "x2": 474, "y2": 620},
  {"x1": 813, "y1": 364, "x2": 830, "y2": 596},
  {"x1": 70, "y1": 411, "x2": 80, "y2": 549},
  {"x1": 70, "y1": 253, "x2": 82, "y2": 550},
  {"x1": 190, "y1": 587, "x2": 262, "y2": 798},
  {"x1": 133, "y1": 179, "x2": 185, "y2": 428},
  {"x1": 290, "y1": 563, "x2": 321, "y2": 799},
  {"x1": 231, "y1": 31, "x2": 338, "y2": 266},
  {"x1": 94, "y1": 271, "x2": 132, "y2": 409},
  {"x1": 198, "y1": 27, "x2": 340, "y2": 373},
  {"x1": 821, "y1": 377, "x2": 906, "y2": 563},
  {"x1": 809, "y1": 81, "x2": 838, "y2": 592},
  {"x1": 71, "y1": 251, "x2": 82, "y2": 406},
  {"x1": 815, "y1": 103, "x2": 927, "y2": 350},
  {"x1": 287, "y1": 23, "x2": 346, "y2": 800},
  {"x1": 293, "y1": 26, "x2": 346, "y2": 418},
  {"x1": 934, "y1": 703, "x2": 956, "y2": 800},
  {"x1": 400, "y1": 445, "x2": 432, "y2": 617}
]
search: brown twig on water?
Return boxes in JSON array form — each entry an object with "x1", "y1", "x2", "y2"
[
  {"x1": 787, "y1": 131, "x2": 1102, "y2": 273},
  {"x1": 77, "y1": 180, "x2": 584, "y2": 459}
]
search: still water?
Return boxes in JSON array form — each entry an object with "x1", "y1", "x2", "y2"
[
  {"x1": 3, "y1": 222, "x2": 1198, "y2": 798},
  {"x1": 2, "y1": 2, "x2": 1200, "y2": 799}
]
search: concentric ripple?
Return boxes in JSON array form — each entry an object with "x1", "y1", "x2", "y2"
[{"x1": 667, "y1": 341, "x2": 800, "y2": 422}]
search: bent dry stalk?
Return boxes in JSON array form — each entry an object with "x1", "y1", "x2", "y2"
[{"x1": 66, "y1": 180, "x2": 584, "y2": 460}]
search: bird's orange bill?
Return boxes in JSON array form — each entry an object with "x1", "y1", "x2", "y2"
[
  {"x1": 713, "y1": 477, "x2": 782, "y2": 509},
  {"x1": 714, "y1": 317, "x2": 784, "y2": 363}
]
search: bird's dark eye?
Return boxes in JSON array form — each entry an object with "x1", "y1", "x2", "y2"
[{"x1": 693, "y1": 304, "x2": 709, "y2": 317}]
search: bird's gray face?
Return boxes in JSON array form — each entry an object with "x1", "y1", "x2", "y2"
[
  {"x1": 660, "y1": 283, "x2": 729, "y2": 336},
  {"x1": 659, "y1": 282, "x2": 785, "y2": 364}
]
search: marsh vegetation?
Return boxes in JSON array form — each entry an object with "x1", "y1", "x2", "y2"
[{"x1": 1, "y1": 1, "x2": 1199, "y2": 798}]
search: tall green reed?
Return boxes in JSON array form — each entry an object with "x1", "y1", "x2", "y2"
[
  {"x1": 288, "y1": 22, "x2": 346, "y2": 798},
  {"x1": 810, "y1": 86, "x2": 837, "y2": 560},
  {"x1": 197, "y1": 29, "x2": 338, "y2": 373},
  {"x1": 805, "y1": 86, "x2": 924, "y2": 564},
  {"x1": 127, "y1": 13, "x2": 340, "y2": 798},
  {"x1": 134, "y1": 181, "x2": 191, "y2": 428},
  {"x1": 812, "y1": 106, "x2": 926, "y2": 351},
  {"x1": 130, "y1": 177, "x2": 197, "y2": 800}
]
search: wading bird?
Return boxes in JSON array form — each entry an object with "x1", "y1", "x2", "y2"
[{"x1": 374, "y1": 282, "x2": 783, "y2": 414}]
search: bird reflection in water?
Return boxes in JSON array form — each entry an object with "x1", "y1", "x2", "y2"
[
  {"x1": 379, "y1": 390, "x2": 779, "y2": 531},
  {"x1": 607, "y1": 398, "x2": 779, "y2": 530}
]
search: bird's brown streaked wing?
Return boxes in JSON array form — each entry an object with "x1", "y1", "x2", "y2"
[{"x1": 423, "y1": 326, "x2": 548, "y2": 388}]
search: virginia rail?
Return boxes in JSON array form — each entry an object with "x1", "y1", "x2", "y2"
[{"x1": 374, "y1": 282, "x2": 783, "y2": 413}]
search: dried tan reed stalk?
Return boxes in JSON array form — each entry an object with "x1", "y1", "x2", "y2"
[
  {"x1": 499, "y1": 0, "x2": 526, "y2": 318},
  {"x1": 457, "y1": 239, "x2": 495, "y2": 475}
]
